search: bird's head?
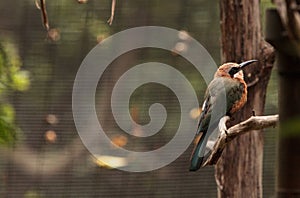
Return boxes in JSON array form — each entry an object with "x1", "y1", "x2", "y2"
[{"x1": 215, "y1": 60, "x2": 258, "y2": 79}]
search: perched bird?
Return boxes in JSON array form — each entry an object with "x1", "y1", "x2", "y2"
[{"x1": 189, "y1": 60, "x2": 257, "y2": 171}]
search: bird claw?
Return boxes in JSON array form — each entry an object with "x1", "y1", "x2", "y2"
[
  {"x1": 224, "y1": 129, "x2": 228, "y2": 135},
  {"x1": 219, "y1": 116, "x2": 230, "y2": 136}
]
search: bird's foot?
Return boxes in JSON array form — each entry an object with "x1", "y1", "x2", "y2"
[
  {"x1": 224, "y1": 129, "x2": 228, "y2": 135},
  {"x1": 219, "y1": 116, "x2": 230, "y2": 136}
]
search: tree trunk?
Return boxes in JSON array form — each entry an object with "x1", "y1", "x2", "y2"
[
  {"x1": 215, "y1": 0, "x2": 274, "y2": 197},
  {"x1": 265, "y1": 4, "x2": 300, "y2": 197}
]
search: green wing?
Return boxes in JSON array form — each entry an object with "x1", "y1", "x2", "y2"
[
  {"x1": 197, "y1": 77, "x2": 244, "y2": 134},
  {"x1": 190, "y1": 77, "x2": 244, "y2": 171}
]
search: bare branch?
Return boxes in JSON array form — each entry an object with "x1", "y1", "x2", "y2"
[
  {"x1": 37, "y1": 0, "x2": 49, "y2": 31},
  {"x1": 107, "y1": 0, "x2": 116, "y2": 25},
  {"x1": 35, "y1": 0, "x2": 41, "y2": 10},
  {"x1": 202, "y1": 114, "x2": 279, "y2": 167}
]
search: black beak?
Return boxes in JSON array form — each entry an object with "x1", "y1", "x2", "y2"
[{"x1": 239, "y1": 60, "x2": 258, "y2": 68}]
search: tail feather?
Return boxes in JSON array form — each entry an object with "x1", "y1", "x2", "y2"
[{"x1": 189, "y1": 133, "x2": 207, "y2": 171}]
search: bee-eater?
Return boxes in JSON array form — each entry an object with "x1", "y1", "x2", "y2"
[{"x1": 189, "y1": 60, "x2": 257, "y2": 171}]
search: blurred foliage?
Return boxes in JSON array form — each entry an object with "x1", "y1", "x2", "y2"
[
  {"x1": 0, "y1": 40, "x2": 30, "y2": 91},
  {"x1": 0, "y1": 39, "x2": 30, "y2": 146},
  {"x1": 280, "y1": 117, "x2": 300, "y2": 138},
  {"x1": 24, "y1": 190, "x2": 44, "y2": 198}
]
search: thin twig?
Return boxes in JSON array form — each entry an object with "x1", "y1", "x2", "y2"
[
  {"x1": 107, "y1": 0, "x2": 116, "y2": 25},
  {"x1": 202, "y1": 114, "x2": 279, "y2": 167},
  {"x1": 35, "y1": 0, "x2": 41, "y2": 9},
  {"x1": 39, "y1": 0, "x2": 50, "y2": 30}
]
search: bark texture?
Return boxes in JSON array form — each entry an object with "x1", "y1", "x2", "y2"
[
  {"x1": 266, "y1": 1, "x2": 300, "y2": 195},
  {"x1": 216, "y1": 0, "x2": 275, "y2": 197}
]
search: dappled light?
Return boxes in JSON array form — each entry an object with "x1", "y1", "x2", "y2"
[
  {"x1": 93, "y1": 155, "x2": 128, "y2": 169},
  {"x1": 44, "y1": 130, "x2": 57, "y2": 143}
]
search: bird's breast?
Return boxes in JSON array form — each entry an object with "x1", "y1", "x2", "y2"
[{"x1": 229, "y1": 78, "x2": 247, "y2": 114}]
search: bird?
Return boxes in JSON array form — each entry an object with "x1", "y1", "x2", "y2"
[{"x1": 189, "y1": 60, "x2": 257, "y2": 171}]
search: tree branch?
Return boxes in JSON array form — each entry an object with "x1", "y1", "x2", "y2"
[
  {"x1": 37, "y1": 0, "x2": 50, "y2": 31},
  {"x1": 202, "y1": 114, "x2": 279, "y2": 167},
  {"x1": 107, "y1": 0, "x2": 116, "y2": 25}
]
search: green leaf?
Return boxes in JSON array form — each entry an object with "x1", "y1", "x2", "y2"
[
  {"x1": 0, "y1": 117, "x2": 17, "y2": 146},
  {"x1": 11, "y1": 70, "x2": 30, "y2": 91}
]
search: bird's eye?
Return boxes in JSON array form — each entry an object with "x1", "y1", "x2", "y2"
[{"x1": 228, "y1": 67, "x2": 240, "y2": 77}]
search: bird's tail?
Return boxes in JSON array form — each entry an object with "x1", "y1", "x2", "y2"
[{"x1": 189, "y1": 132, "x2": 210, "y2": 171}]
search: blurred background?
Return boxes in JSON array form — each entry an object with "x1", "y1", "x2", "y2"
[{"x1": 0, "y1": 0, "x2": 277, "y2": 197}]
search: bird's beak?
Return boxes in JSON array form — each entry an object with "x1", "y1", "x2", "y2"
[{"x1": 239, "y1": 60, "x2": 258, "y2": 68}]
